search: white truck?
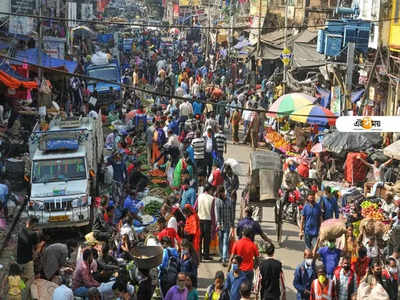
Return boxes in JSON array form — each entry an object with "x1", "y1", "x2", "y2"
[{"x1": 27, "y1": 116, "x2": 104, "y2": 228}]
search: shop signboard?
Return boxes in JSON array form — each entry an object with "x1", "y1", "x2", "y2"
[
  {"x1": 331, "y1": 85, "x2": 342, "y2": 116},
  {"x1": 9, "y1": 0, "x2": 35, "y2": 35},
  {"x1": 43, "y1": 36, "x2": 66, "y2": 59}
]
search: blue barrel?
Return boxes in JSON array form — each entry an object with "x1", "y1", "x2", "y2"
[{"x1": 317, "y1": 30, "x2": 325, "y2": 54}]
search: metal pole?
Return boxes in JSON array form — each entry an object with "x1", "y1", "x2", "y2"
[
  {"x1": 38, "y1": 2, "x2": 43, "y2": 111},
  {"x1": 282, "y1": 0, "x2": 288, "y2": 94},
  {"x1": 344, "y1": 42, "x2": 355, "y2": 115},
  {"x1": 256, "y1": 0, "x2": 262, "y2": 84}
]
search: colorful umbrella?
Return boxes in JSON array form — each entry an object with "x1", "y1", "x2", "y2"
[
  {"x1": 311, "y1": 143, "x2": 326, "y2": 153},
  {"x1": 290, "y1": 105, "x2": 337, "y2": 126},
  {"x1": 268, "y1": 93, "x2": 315, "y2": 117}
]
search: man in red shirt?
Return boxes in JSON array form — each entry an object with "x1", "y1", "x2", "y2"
[
  {"x1": 228, "y1": 227, "x2": 259, "y2": 286},
  {"x1": 157, "y1": 216, "x2": 181, "y2": 249}
]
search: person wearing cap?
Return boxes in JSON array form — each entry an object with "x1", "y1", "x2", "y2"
[{"x1": 310, "y1": 264, "x2": 336, "y2": 300}]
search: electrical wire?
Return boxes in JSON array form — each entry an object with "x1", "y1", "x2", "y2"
[
  {"x1": 0, "y1": 11, "x2": 395, "y2": 31},
  {"x1": 0, "y1": 52, "x2": 338, "y2": 119}
]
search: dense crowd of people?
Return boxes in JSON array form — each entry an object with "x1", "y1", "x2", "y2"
[{"x1": 3, "y1": 17, "x2": 400, "y2": 300}]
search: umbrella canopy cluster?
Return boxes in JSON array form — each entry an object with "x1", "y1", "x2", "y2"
[{"x1": 268, "y1": 93, "x2": 337, "y2": 127}]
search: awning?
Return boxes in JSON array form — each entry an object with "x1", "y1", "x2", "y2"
[
  {"x1": 259, "y1": 43, "x2": 283, "y2": 60},
  {"x1": 0, "y1": 63, "x2": 37, "y2": 89},
  {"x1": 14, "y1": 48, "x2": 77, "y2": 73},
  {"x1": 292, "y1": 42, "x2": 325, "y2": 68},
  {"x1": 294, "y1": 30, "x2": 318, "y2": 43}
]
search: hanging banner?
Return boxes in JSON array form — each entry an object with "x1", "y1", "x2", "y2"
[
  {"x1": 249, "y1": 0, "x2": 267, "y2": 17},
  {"x1": 179, "y1": 0, "x2": 200, "y2": 7},
  {"x1": 43, "y1": 36, "x2": 66, "y2": 59},
  {"x1": 81, "y1": 3, "x2": 93, "y2": 20},
  {"x1": 173, "y1": 4, "x2": 180, "y2": 18},
  {"x1": 67, "y1": 2, "x2": 77, "y2": 27},
  {"x1": 331, "y1": 86, "x2": 342, "y2": 116},
  {"x1": 9, "y1": 0, "x2": 35, "y2": 35}
]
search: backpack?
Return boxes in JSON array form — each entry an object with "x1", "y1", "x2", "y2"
[{"x1": 162, "y1": 249, "x2": 180, "y2": 292}]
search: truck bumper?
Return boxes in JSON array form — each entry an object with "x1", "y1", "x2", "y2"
[{"x1": 27, "y1": 206, "x2": 91, "y2": 229}]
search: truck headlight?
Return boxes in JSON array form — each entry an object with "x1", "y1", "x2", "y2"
[{"x1": 72, "y1": 199, "x2": 79, "y2": 208}]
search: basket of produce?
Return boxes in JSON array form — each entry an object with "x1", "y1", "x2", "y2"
[
  {"x1": 148, "y1": 169, "x2": 167, "y2": 177},
  {"x1": 361, "y1": 201, "x2": 384, "y2": 221},
  {"x1": 143, "y1": 200, "x2": 163, "y2": 217},
  {"x1": 319, "y1": 218, "x2": 346, "y2": 241},
  {"x1": 131, "y1": 246, "x2": 163, "y2": 269}
]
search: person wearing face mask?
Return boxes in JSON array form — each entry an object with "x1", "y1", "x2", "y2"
[
  {"x1": 350, "y1": 246, "x2": 370, "y2": 285},
  {"x1": 333, "y1": 256, "x2": 358, "y2": 300},
  {"x1": 180, "y1": 239, "x2": 199, "y2": 288},
  {"x1": 293, "y1": 249, "x2": 317, "y2": 300},
  {"x1": 164, "y1": 272, "x2": 188, "y2": 300},
  {"x1": 310, "y1": 264, "x2": 336, "y2": 300},
  {"x1": 381, "y1": 258, "x2": 399, "y2": 300},
  {"x1": 225, "y1": 255, "x2": 249, "y2": 300},
  {"x1": 313, "y1": 238, "x2": 343, "y2": 279}
]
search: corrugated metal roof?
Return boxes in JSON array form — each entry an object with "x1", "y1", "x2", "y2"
[{"x1": 294, "y1": 30, "x2": 318, "y2": 43}]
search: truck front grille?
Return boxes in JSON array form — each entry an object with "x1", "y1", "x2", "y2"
[{"x1": 44, "y1": 199, "x2": 73, "y2": 212}]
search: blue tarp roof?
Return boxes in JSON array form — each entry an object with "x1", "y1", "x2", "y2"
[
  {"x1": 14, "y1": 48, "x2": 77, "y2": 73},
  {"x1": 0, "y1": 41, "x2": 9, "y2": 50},
  {"x1": 0, "y1": 63, "x2": 32, "y2": 82}
]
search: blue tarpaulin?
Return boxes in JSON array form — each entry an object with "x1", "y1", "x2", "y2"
[
  {"x1": 0, "y1": 41, "x2": 9, "y2": 50},
  {"x1": 316, "y1": 86, "x2": 331, "y2": 108},
  {"x1": 351, "y1": 89, "x2": 365, "y2": 103},
  {"x1": 97, "y1": 34, "x2": 113, "y2": 44},
  {"x1": 14, "y1": 48, "x2": 77, "y2": 73}
]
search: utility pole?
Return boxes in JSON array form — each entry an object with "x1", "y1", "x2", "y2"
[
  {"x1": 282, "y1": 0, "x2": 288, "y2": 94},
  {"x1": 344, "y1": 42, "x2": 355, "y2": 115},
  {"x1": 256, "y1": 0, "x2": 262, "y2": 86},
  {"x1": 38, "y1": 1, "x2": 43, "y2": 111},
  {"x1": 206, "y1": 2, "x2": 211, "y2": 59}
]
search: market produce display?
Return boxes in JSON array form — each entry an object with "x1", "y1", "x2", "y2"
[
  {"x1": 361, "y1": 200, "x2": 385, "y2": 221},
  {"x1": 264, "y1": 129, "x2": 291, "y2": 152},
  {"x1": 144, "y1": 200, "x2": 163, "y2": 217}
]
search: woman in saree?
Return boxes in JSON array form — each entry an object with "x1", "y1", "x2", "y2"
[{"x1": 183, "y1": 204, "x2": 201, "y2": 255}]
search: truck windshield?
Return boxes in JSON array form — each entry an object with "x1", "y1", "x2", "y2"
[
  {"x1": 87, "y1": 67, "x2": 118, "y2": 84},
  {"x1": 32, "y1": 158, "x2": 86, "y2": 183}
]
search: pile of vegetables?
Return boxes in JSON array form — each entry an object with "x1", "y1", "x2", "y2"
[
  {"x1": 361, "y1": 201, "x2": 385, "y2": 221},
  {"x1": 144, "y1": 200, "x2": 163, "y2": 217}
]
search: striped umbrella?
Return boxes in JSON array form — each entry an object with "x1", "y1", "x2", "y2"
[
  {"x1": 268, "y1": 93, "x2": 316, "y2": 117},
  {"x1": 290, "y1": 105, "x2": 337, "y2": 126}
]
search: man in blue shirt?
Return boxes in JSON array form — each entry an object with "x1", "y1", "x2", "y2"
[
  {"x1": 123, "y1": 190, "x2": 143, "y2": 223},
  {"x1": 0, "y1": 182, "x2": 9, "y2": 219},
  {"x1": 319, "y1": 186, "x2": 339, "y2": 220},
  {"x1": 300, "y1": 193, "x2": 322, "y2": 250},
  {"x1": 313, "y1": 238, "x2": 343, "y2": 279},
  {"x1": 293, "y1": 248, "x2": 316, "y2": 300},
  {"x1": 225, "y1": 255, "x2": 249, "y2": 300},
  {"x1": 180, "y1": 179, "x2": 196, "y2": 208},
  {"x1": 237, "y1": 207, "x2": 272, "y2": 243}
]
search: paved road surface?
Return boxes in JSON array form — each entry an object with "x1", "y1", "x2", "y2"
[{"x1": 197, "y1": 141, "x2": 304, "y2": 300}]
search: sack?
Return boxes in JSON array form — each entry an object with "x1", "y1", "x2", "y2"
[
  {"x1": 360, "y1": 218, "x2": 376, "y2": 237},
  {"x1": 319, "y1": 218, "x2": 346, "y2": 241},
  {"x1": 374, "y1": 221, "x2": 389, "y2": 238},
  {"x1": 162, "y1": 249, "x2": 179, "y2": 292}
]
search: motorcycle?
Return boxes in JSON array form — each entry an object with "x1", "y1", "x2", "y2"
[{"x1": 278, "y1": 183, "x2": 310, "y2": 227}]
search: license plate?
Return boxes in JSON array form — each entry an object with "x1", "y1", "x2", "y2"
[{"x1": 48, "y1": 215, "x2": 69, "y2": 222}]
